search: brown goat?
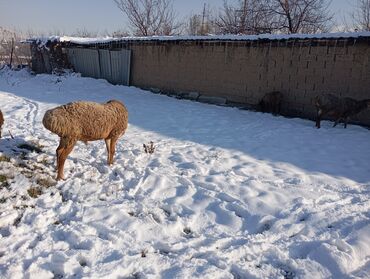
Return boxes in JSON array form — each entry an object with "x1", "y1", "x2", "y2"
[
  {"x1": 0, "y1": 109, "x2": 3, "y2": 138},
  {"x1": 43, "y1": 100, "x2": 128, "y2": 180},
  {"x1": 259, "y1": 91, "x2": 283, "y2": 115},
  {"x1": 315, "y1": 94, "x2": 370, "y2": 128}
]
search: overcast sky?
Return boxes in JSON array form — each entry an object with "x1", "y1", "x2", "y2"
[{"x1": 0, "y1": 0, "x2": 355, "y2": 35}]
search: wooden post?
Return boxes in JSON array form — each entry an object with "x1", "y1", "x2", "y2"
[{"x1": 9, "y1": 38, "x2": 14, "y2": 67}]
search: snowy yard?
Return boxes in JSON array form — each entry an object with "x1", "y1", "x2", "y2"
[{"x1": 0, "y1": 68, "x2": 370, "y2": 278}]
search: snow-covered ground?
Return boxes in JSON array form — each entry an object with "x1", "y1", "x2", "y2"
[{"x1": 0, "y1": 68, "x2": 369, "y2": 279}]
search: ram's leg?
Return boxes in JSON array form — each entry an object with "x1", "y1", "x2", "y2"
[
  {"x1": 108, "y1": 136, "x2": 119, "y2": 165},
  {"x1": 56, "y1": 137, "x2": 65, "y2": 171},
  {"x1": 333, "y1": 115, "x2": 345, "y2": 127},
  {"x1": 333, "y1": 118, "x2": 340, "y2": 127},
  {"x1": 105, "y1": 138, "x2": 111, "y2": 165},
  {"x1": 344, "y1": 116, "x2": 349, "y2": 128},
  {"x1": 315, "y1": 109, "x2": 322, "y2": 128},
  {"x1": 56, "y1": 137, "x2": 76, "y2": 180}
]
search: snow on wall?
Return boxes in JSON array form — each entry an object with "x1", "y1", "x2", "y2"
[{"x1": 26, "y1": 31, "x2": 370, "y2": 46}]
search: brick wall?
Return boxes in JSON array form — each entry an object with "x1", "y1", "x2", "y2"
[{"x1": 126, "y1": 38, "x2": 370, "y2": 125}]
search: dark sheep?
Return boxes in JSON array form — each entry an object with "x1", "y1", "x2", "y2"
[
  {"x1": 314, "y1": 94, "x2": 370, "y2": 128},
  {"x1": 259, "y1": 91, "x2": 283, "y2": 115}
]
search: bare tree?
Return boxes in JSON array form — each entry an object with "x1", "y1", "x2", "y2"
[
  {"x1": 110, "y1": 29, "x2": 131, "y2": 38},
  {"x1": 0, "y1": 27, "x2": 31, "y2": 67},
  {"x1": 266, "y1": 0, "x2": 333, "y2": 34},
  {"x1": 352, "y1": 0, "x2": 370, "y2": 31},
  {"x1": 215, "y1": 0, "x2": 274, "y2": 34},
  {"x1": 188, "y1": 14, "x2": 202, "y2": 35},
  {"x1": 113, "y1": 0, "x2": 182, "y2": 36},
  {"x1": 187, "y1": 3, "x2": 217, "y2": 35},
  {"x1": 71, "y1": 28, "x2": 99, "y2": 38}
]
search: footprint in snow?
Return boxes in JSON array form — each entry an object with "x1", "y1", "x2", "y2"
[{"x1": 77, "y1": 256, "x2": 89, "y2": 267}]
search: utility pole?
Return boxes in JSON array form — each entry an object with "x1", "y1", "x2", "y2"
[
  {"x1": 201, "y1": 3, "x2": 206, "y2": 35},
  {"x1": 236, "y1": 0, "x2": 248, "y2": 34},
  {"x1": 241, "y1": 0, "x2": 247, "y2": 33}
]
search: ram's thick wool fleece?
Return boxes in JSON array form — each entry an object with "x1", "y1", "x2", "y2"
[{"x1": 42, "y1": 100, "x2": 128, "y2": 141}]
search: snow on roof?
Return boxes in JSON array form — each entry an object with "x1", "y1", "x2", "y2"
[{"x1": 27, "y1": 31, "x2": 370, "y2": 46}]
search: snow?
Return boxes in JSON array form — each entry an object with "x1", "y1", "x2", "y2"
[
  {"x1": 27, "y1": 31, "x2": 370, "y2": 46},
  {"x1": 0, "y1": 67, "x2": 370, "y2": 278}
]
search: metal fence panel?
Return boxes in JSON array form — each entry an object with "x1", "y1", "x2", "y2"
[
  {"x1": 110, "y1": 49, "x2": 131, "y2": 85},
  {"x1": 67, "y1": 48, "x2": 100, "y2": 78},
  {"x1": 99, "y1": 49, "x2": 112, "y2": 82},
  {"x1": 67, "y1": 48, "x2": 131, "y2": 86}
]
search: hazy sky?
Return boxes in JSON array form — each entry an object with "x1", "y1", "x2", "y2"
[{"x1": 0, "y1": 0, "x2": 355, "y2": 35}]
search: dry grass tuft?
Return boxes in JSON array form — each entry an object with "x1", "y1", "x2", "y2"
[
  {"x1": 0, "y1": 175, "x2": 7, "y2": 183},
  {"x1": 143, "y1": 141, "x2": 155, "y2": 154},
  {"x1": 27, "y1": 186, "x2": 42, "y2": 198},
  {"x1": 36, "y1": 178, "x2": 56, "y2": 188},
  {"x1": 0, "y1": 155, "x2": 10, "y2": 162},
  {"x1": 0, "y1": 175, "x2": 9, "y2": 190}
]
